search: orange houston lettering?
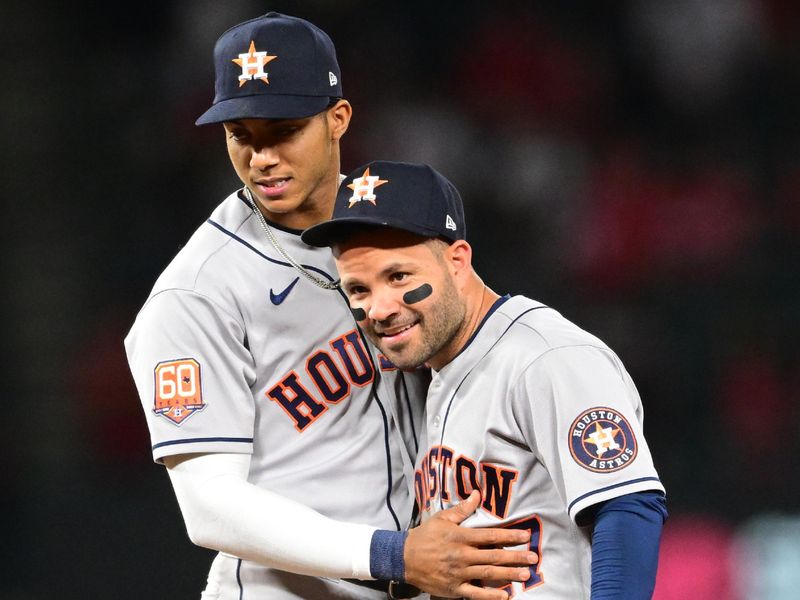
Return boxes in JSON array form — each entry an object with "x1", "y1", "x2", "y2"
[
  {"x1": 267, "y1": 370, "x2": 327, "y2": 432},
  {"x1": 416, "y1": 446, "x2": 518, "y2": 519},
  {"x1": 329, "y1": 329, "x2": 375, "y2": 386},
  {"x1": 481, "y1": 463, "x2": 519, "y2": 519},
  {"x1": 267, "y1": 331, "x2": 376, "y2": 431},
  {"x1": 306, "y1": 349, "x2": 350, "y2": 404}
]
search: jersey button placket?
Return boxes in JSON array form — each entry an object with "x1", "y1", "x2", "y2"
[{"x1": 429, "y1": 376, "x2": 443, "y2": 428}]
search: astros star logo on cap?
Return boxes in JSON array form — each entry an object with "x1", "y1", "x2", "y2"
[
  {"x1": 233, "y1": 41, "x2": 277, "y2": 87},
  {"x1": 347, "y1": 167, "x2": 388, "y2": 208}
]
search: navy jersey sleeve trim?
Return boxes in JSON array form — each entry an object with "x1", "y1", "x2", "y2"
[
  {"x1": 152, "y1": 436, "x2": 254, "y2": 451},
  {"x1": 568, "y1": 476, "x2": 663, "y2": 515}
]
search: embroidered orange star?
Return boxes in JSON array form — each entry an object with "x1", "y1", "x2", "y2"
[
  {"x1": 346, "y1": 167, "x2": 388, "y2": 208},
  {"x1": 232, "y1": 41, "x2": 277, "y2": 87}
]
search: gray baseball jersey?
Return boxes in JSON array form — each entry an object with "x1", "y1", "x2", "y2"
[
  {"x1": 125, "y1": 190, "x2": 426, "y2": 599},
  {"x1": 415, "y1": 295, "x2": 664, "y2": 599}
]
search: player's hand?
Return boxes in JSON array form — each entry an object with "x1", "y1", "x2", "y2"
[{"x1": 403, "y1": 491, "x2": 537, "y2": 599}]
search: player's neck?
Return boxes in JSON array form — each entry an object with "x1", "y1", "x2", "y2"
[
  {"x1": 429, "y1": 276, "x2": 499, "y2": 371},
  {"x1": 469, "y1": 279, "x2": 500, "y2": 337},
  {"x1": 307, "y1": 155, "x2": 343, "y2": 222}
]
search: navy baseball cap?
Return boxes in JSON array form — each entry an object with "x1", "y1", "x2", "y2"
[
  {"x1": 302, "y1": 161, "x2": 467, "y2": 247},
  {"x1": 196, "y1": 12, "x2": 343, "y2": 125}
]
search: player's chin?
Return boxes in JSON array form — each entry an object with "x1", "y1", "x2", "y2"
[
  {"x1": 260, "y1": 195, "x2": 302, "y2": 213},
  {"x1": 370, "y1": 328, "x2": 423, "y2": 368},
  {"x1": 378, "y1": 346, "x2": 424, "y2": 371},
  {"x1": 254, "y1": 186, "x2": 304, "y2": 210}
]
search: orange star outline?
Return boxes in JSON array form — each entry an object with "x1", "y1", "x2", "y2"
[
  {"x1": 232, "y1": 41, "x2": 277, "y2": 87},
  {"x1": 346, "y1": 167, "x2": 388, "y2": 208}
]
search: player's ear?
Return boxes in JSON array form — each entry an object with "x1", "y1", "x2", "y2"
[
  {"x1": 446, "y1": 240, "x2": 472, "y2": 280},
  {"x1": 327, "y1": 99, "x2": 352, "y2": 141}
]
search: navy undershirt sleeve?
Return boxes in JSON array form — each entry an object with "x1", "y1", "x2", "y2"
[{"x1": 590, "y1": 491, "x2": 668, "y2": 600}]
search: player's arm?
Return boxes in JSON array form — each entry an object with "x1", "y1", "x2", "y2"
[
  {"x1": 587, "y1": 491, "x2": 668, "y2": 600},
  {"x1": 165, "y1": 452, "x2": 535, "y2": 599}
]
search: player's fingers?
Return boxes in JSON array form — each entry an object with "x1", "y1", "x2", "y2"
[
  {"x1": 436, "y1": 490, "x2": 481, "y2": 524},
  {"x1": 461, "y1": 564, "x2": 533, "y2": 583},
  {"x1": 462, "y1": 547, "x2": 538, "y2": 566},
  {"x1": 456, "y1": 525, "x2": 531, "y2": 547},
  {"x1": 452, "y1": 581, "x2": 511, "y2": 600}
]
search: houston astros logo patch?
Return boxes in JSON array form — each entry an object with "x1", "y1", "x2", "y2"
[
  {"x1": 233, "y1": 40, "x2": 277, "y2": 87},
  {"x1": 347, "y1": 167, "x2": 388, "y2": 207},
  {"x1": 153, "y1": 358, "x2": 206, "y2": 425},
  {"x1": 569, "y1": 407, "x2": 637, "y2": 472}
]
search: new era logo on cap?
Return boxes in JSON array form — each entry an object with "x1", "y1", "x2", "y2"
[{"x1": 302, "y1": 161, "x2": 467, "y2": 248}]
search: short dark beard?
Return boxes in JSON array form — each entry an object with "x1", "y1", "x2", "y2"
[{"x1": 378, "y1": 272, "x2": 466, "y2": 370}]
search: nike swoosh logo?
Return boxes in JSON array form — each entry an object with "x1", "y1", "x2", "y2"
[{"x1": 270, "y1": 277, "x2": 300, "y2": 305}]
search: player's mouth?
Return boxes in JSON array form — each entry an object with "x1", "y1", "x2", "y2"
[
  {"x1": 254, "y1": 177, "x2": 292, "y2": 198},
  {"x1": 376, "y1": 321, "x2": 418, "y2": 344}
]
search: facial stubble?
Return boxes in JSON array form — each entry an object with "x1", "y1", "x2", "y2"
[{"x1": 373, "y1": 274, "x2": 466, "y2": 370}]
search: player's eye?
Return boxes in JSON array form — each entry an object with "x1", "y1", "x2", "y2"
[
  {"x1": 389, "y1": 272, "x2": 409, "y2": 284},
  {"x1": 271, "y1": 120, "x2": 305, "y2": 139},
  {"x1": 278, "y1": 125, "x2": 299, "y2": 136},
  {"x1": 227, "y1": 129, "x2": 249, "y2": 142},
  {"x1": 347, "y1": 284, "x2": 367, "y2": 296}
]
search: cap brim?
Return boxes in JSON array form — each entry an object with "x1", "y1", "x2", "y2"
[
  {"x1": 302, "y1": 217, "x2": 442, "y2": 248},
  {"x1": 196, "y1": 94, "x2": 331, "y2": 125}
]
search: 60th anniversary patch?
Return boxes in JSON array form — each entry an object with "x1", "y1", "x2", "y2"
[{"x1": 569, "y1": 407, "x2": 637, "y2": 472}]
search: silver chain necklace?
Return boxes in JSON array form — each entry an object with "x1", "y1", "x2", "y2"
[{"x1": 243, "y1": 186, "x2": 340, "y2": 290}]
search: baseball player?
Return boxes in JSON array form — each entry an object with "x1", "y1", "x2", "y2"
[
  {"x1": 303, "y1": 161, "x2": 669, "y2": 599},
  {"x1": 125, "y1": 13, "x2": 534, "y2": 600}
]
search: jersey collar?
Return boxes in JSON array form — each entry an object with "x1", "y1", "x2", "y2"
[{"x1": 435, "y1": 295, "x2": 546, "y2": 385}]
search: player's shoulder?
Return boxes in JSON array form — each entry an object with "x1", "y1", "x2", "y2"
[
  {"x1": 147, "y1": 191, "x2": 254, "y2": 296},
  {"x1": 494, "y1": 295, "x2": 609, "y2": 355}
]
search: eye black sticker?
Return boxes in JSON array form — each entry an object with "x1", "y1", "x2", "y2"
[{"x1": 403, "y1": 283, "x2": 433, "y2": 305}]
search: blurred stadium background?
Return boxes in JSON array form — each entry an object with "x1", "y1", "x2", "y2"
[{"x1": 3, "y1": 0, "x2": 799, "y2": 598}]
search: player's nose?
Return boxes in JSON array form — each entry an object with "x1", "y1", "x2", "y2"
[
  {"x1": 250, "y1": 145, "x2": 279, "y2": 171},
  {"x1": 368, "y1": 289, "x2": 401, "y2": 322}
]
